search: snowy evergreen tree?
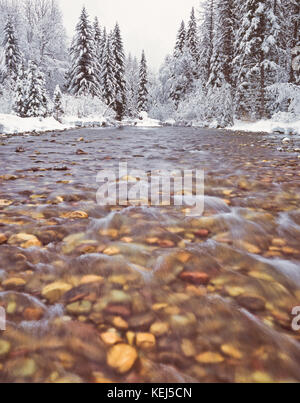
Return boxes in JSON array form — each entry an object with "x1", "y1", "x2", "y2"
[
  {"x1": 207, "y1": 0, "x2": 235, "y2": 88},
  {"x1": 53, "y1": 85, "x2": 64, "y2": 120},
  {"x1": 13, "y1": 62, "x2": 27, "y2": 117},
  {"x1": 101, "y1": 34, "x2": 116, "y2": 107},
  {"x1": 199, "y1": 0, "x2": 215, "y2": 84},
  {"x1": 24, "y1": 61, "x2": 49, "y2": 118},
  {"x1": 67, "y1": 7, "x2": 101, "y2": 97},
  {"x1": 186, "y1": 7, "x2": 199, "y2": 64},
  {"x1": 125, "y1": 54, "x2": 139, "y2": 117},
  {"x1": 289, "y1": 0, "x2": 300, "y2": 84},
  {"x1": 138, "y1": 51, "x2": 148, "y2": 112},
  {"x1": 2, "y1": 17, "x2": 22, "y2": 80},
  {"x1": 112, "y1": 23, "x2": 127, "y2": 120},
  {"x1": 234, "y1": 0, "x2": 286, "y2": 119},
  {"x1": 174, "y1": 21, "x2": 186, "y2": 57}
]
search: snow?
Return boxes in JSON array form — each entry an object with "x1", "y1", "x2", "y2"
[
  {"x1": 134, "y1": 111, "x2": 161, "y2": 127},
  {"x1": 0, "y1": 114, "x2": 73, "y2": 134},
  {"x1": 230, "y1": 119, "x2": 300, "y2": 136}
]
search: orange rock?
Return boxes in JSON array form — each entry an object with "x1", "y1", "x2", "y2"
[
  {"x1": 0, "y1": 234, "x2": 7, "y2": 244},
  {"x1": 179, "y1": 271, "x2": 210, "y2": 286},
  {"x1": 23, "y1": 307, "x2": 44, "y2": 321}
]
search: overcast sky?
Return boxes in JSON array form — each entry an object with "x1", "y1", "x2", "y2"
[{"x1": 60, "y1": 0, "x2": 200, "y2": 71}]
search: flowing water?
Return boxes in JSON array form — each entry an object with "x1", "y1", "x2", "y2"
[{"x1": 0, "y1": 127, "x2": 300, "y2": 383}]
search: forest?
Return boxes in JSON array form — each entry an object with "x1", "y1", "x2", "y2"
[{"x1": 0, "y1": 0, "x2": 299, "y2": 128}]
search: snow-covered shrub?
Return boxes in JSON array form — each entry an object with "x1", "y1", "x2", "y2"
[
  {"x1": 62, "y1": 95, "x2": 114, "y2": 118},
  {"x1": 0, "y1": 85, "x2": 14, "y2": 114},
  {"x1": 148, "y1": 101, "x2": 176, "y2": 121},
  {"x1": 267, "y1": 83, "x2": 300, "y2": 120}
]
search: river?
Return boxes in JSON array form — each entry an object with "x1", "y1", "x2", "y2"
[{"x1": 0, "y1": 127, "x2": 300, "y2": 383}]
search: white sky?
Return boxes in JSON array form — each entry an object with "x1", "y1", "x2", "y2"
[{"x1": 60, "y1": 0, "x2": 200, "y2": 71}]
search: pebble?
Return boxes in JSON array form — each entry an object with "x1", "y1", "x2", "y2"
[
  {"x1": 221, "y1": 344, "x2": 243, "y2": 359},
  {"x1": 136, "y1": 333, "x2": 156, "y2": 350},
  {"x1": 103, "y1": 246, "x2": 121, "y2": 256},
  {"x1": 0, "y1": 340, "x2": 11, "y2": 358},
  {"x1": 129, "y1": 312, "x2": 155, "y2": 331},
  {"x1": 179, "y1": 271, "x2": 210, "y2": 285},
  {"x1": 23, "y1": 307, "x2": 44, "y2": 321},
  {"x1": 181, "y1": 339, "x2": 196, "y2": 358},
  {"x1": 196, "y1": 352, "x2": 224, "y2": 364},
  {"x1": 100, "y1": 331, "x2": 122, "y2": 346},
  {"x1": 80, "y1": 275, "x2": 104, "y2": 285},
  {"x1": 0, "y1": 234, "x2": 7, "y2": 244},
  {"x1": 2, "y1": 277, "x2": 26, "y2": 288},
  {"x1": 170, "y1": 313, "x2": 197, "y2": 336},
  {"x1": 150, "y1": 322, "x2": 169, "y2": 337},
  {"x1": 107, "y1": 344, "x2": 138, "y2": 374},
  {"x1": 42, "y1": 282, "x2": 73, "y2": 303},
  {"x1": 237, "y1": 295, "x2": 266, "y2": 312},
  {"x1": 66, "y1": 300, "x2": 92, "y2": 315},
  {"x1": 8, "y1": 233, "x2": 42, "y2": 248},
  {"x1": 9, "y1": 358, "x2": 37, "y2": 378},
  {"x1": 112, "y1": 316, "x2": 129, "y2": 330},
  {"x1": 61, "y1": 211, "x2": 88, "y2": 219}
]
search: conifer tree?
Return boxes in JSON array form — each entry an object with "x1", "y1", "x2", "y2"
[
  {"x1": 53, "y1": 85, "x2": 64, "y2": 120},
  {"x1": 101, "y1": 34, "x2": 116, "y2": 107},
  {"x1": 13, "y1": 62, "x2": 27, "y2": 117},
  {"x1": 199, "y1": 0, "x2": 215, "y2": 83},
  {"x1": 138, "y1": 51, "x2": 148, "y2": 112},
  {"x1": 186, "y1": 7, "x2": 199, "y2": 63},
  {"x1": 112, "y1": 23, "x2": 127, "y2": 120},
  {"x1": 2, "y1": 17, "x2": 22, "y2": 80},
  {"x1": 25, "y1": 61, "x2": 49, "y2": 118},
  {"x1": 174, "y1": 21, "x2": 186, "y2": 57},
  {"x1": 67, "y1": 7, "x2": 101, "y2": 97}
]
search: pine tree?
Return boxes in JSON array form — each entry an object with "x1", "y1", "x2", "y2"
[
  {"x1": 138, "y1": 51, "x2": 148, "y2": 112},
  {"x1": 2, "y1": 17, "x2": 22, "y2": 80},
  {"x1": 112, "y1": 23, "x2": 127, "y2": 120},
  {"x1": 25, "y1": 61, "x2": 49, "y2": 118},
  {"x1": 199, "y1": 0, "x2": 215, "y2": 84},
  {"x1": 101, "y1": 34, "x2": 116, "y2": 107},
  {"x1": 289, "y1": 0, "x2": 300, "y2": 84},
  {"x1": 67, "y1": 7, "x2": 101, "y2": 97},
  {"x1": 13, "y1": 62, "x2": 27, "y2": 117},
  {"x1": 125, "y1": 54, "x2": 139, "y2": 117},
  {"x1": 174, "y1": 21, "x2": 186, "y2": 57},
  {"x1": 186, "y1": 7, "x2": 199, "y2": 64},
  {"x1": 53, "y1": 85, "x2": 64, "y2": 120},
  {"x1": 207, "y1": 0, "x2": 235, "y2": 88},
  {"x1": 234, "y1": 0, "x2": 286, "y2": 119}
]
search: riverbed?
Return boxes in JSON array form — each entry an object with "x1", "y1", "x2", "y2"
[{"x1": 0, "y1": 127, "x2": 299, "y2": 383}]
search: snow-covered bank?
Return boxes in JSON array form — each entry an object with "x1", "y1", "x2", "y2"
[
  {"x1": 0, "y1": 114, "x2": 114, "y2": 135},
  {"x1": 229, "y1": 119, "x2": 300, "y2": 136}
]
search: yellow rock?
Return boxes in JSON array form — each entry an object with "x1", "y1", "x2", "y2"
[
  {"x1": 61, "y1": 211, "x2": 88, "y2": 219},
  {"x1": 100, "y1": 332, "x2": 122, "y2": 346},
  {"x1": 8, "y1": 233, "x2": 41, "y2": 248},
  {"x1": 237, "y1": 241, "x2": 261, "y2": 255},
  {"x1": 150, "y1": 322, "x2": 169, "y2": 337},
  {"x1": 42, "y1": 282, "x2": 72, "y2": 303},
  {"x1": 2, "y1": 278, "x2": 26, "y2": 288},
  {"x1": 136, "y1": 333, "x2": 156, "y2": 350},
  {"x1": 221, "y1": 344, "x2": 243, "y2": 359},
  {"x1": 176, "y1": 252, "x2": 191, "y2": 264},
  {"x1": 249, "y1": 271, "x2": 275, "y2": 282},
  {"x1": 225, "y1": 286, "x2": 245, "y2": 297},
  {"x1": 252, "y1": 371, "x2": 274, "y2": 383},
  {"x1": 126, "y1": 331, "x2": 135, "y2": 346},
  {"x1": 196, "y1": 352, "x2": 224, "y2": 364},
  {"x1": 152, "y1": 303, "x2": 168, "y2": 311},
  {"x1": 272, "y1": 238, "x2": 286, "y2": 247},
  {"x1": 103, "y1": 246, "x2": 120, "y2": 256},
  {"x1": 0, "y1": 234, "x2": 7, "y2": 244},
  {"x1": 181, "y1": 339, "x2": 196, "y2": 358},
  {"x1": 99, "y1": 229, "x2": 119, "y2": 238},
  {"x1": 80, "y1": 275, "x2": 103, "y2": 285},
  {"x1": 0, "y1": 199, "x2": 13, "y2": 206},
  {"x1": 107, "y1": 344, "x2": 138, "y2": 374},
  {"x1": 112, "y1": 316, "x2": 128, "y2": 330}
]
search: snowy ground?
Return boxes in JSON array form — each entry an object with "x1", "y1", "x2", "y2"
[{"x1": 230, "y1": 119, "x2": 300, "y2": 136}]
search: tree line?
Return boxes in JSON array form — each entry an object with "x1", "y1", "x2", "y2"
[
  {"x1": 155, "y1": 0, "x2": 299, "y2": 125},
  {"x1": 1, "y1": 4, "x2": 149, "y2": 121}
]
